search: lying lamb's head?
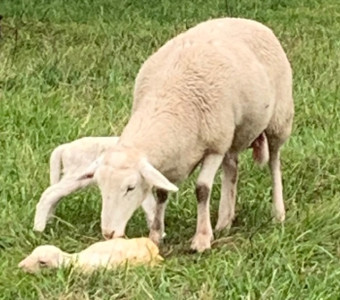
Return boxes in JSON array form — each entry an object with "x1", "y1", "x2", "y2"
[
  {"x1": 18, "y1": 245, "x2": 64, "y2": 273},
  {"x1": 78, "y1": 148, "x2": 178, "y2": 239}
]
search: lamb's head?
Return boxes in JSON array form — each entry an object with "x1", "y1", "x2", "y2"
[
  {"x1": 18, "y1": 245, "x2": 64, "y2": 273},
  {"x1": 79, "y1": 148, "x2": 178, "y2": 239}
]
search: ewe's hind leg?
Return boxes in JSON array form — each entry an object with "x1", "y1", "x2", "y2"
[
  {"x1": 266, "y1": 110, "x2": 293, "y2": 223},
  {"x1": 33, "y1": 177, "x2": 92, "y2": 232},
  {"x1": 191, "y1": 153, "x2": 224, "y2": 252},
  {"x1": 215, "y1": 152, "x2": 238, "y2": 231},
  {"x1": 267, "y1": 140, "x2": 285, "y2": 222}
]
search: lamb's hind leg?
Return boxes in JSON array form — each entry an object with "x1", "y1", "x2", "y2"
[
  {"x1": 191, "y1": 153, "x2": 224, "y2": 252},
  {"x1": 215, "y1": 152, "x2": 238, "y2": 231}
]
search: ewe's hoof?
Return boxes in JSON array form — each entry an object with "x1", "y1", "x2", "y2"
[
  {"x1": 190, "y1": 233, "x2": 213, "y2": 252},
  {"x1": 215, "y1": 218, "x2": 234, "y2": 232},
  {"x1": 149, "y1": 230, "x2": 163, "y2": 245},
  {"x1": 214, "y1": 211, "x2": 235, "y2": 231},
  {"x1": 272, "y1": 208, "x2": 285, "y2": 223}
]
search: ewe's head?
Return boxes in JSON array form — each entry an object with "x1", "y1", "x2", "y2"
[
  {"x1": 78, "y1": 148, "x2": 178, "y2": 239},
  {"x1": 18, "y1": 245, "x2": 64, "y2": 273}
]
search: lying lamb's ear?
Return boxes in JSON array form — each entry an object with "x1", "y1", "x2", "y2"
[
  {"x1": 77, "y1": 155, "x2": 103, "y2": 180},
  {"x1": 140, "y1": 158, "x2": 178, "y2": 192}
]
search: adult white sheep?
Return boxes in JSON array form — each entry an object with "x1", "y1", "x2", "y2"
[
  {"x1": 33, "y1": 137, "x2": 156, "y2": 232},
  {"x1": 79, "y1": 17, "x2": 294, "y2": 252}
]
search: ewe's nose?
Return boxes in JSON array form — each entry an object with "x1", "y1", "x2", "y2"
[{"x1": 102, "y1": 230, "x2": 115, "y2": 240}]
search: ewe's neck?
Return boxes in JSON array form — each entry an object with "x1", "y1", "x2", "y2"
[{"x1": 119, "y1": 110, "x2": 182, "y2": 169}]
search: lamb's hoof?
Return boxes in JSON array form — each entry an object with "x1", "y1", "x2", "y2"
[
  {"x1": 33, "y1": 227, "x2": 44, "y2": 232},
  {"x1": 190, "y1": 233, "x2": 213, "y2": 252},
  {"x1": 33, "y1": 222, "x2": 45, "y2": 232}
]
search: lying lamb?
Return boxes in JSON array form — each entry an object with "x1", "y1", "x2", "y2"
[
  {"x1": 18, "y1": 237, "x2": 162, "y2": 273},
  {"x1": 33, "y1": 137, "x2": 156, "y2": 232},
  {"x1": 76, "y1": 17, "x2": 294, "y2": 252}
]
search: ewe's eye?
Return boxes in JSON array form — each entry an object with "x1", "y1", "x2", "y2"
[{"x1": 126, "y1": 186, "x2": 135, "y2": 193}]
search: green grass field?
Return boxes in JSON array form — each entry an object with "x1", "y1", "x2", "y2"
[{"x1": 1, "y1": 0, "x2": 340, "y2": 298}]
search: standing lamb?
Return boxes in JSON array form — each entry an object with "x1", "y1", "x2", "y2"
[
  {"x1": 33, "y1": 137, "x2": 156, "y2": 232},
  {"x1": 78, "y1": 17, "x2": 294, "y2": 252}
]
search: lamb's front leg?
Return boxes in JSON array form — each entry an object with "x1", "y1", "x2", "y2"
[
  {"x1": 191, "y1": 153, "x2": 224, "y2": 252},
  {"x1": 33, "y1": 177, "x2": 92, "y2": 232},
  {"x1": 149, "y1": 189, "x2": 168, "y2": 245}
]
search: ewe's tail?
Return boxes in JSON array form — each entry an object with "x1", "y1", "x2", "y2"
[
  {"x1": 49, "y1": 145, "x2": 65, "y2": 185},
  {"x1": 251, "y1": 132, "x2": 269, "y2": 167}
]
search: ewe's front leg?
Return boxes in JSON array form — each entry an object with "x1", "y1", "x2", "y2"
[
  {"x1": 191, "y1": 154, "x2": 223, "y2": 252},
  {"x1": 149, "y1": 189, "x2": 168, "y2": 245},
  {"x1": 141, "y1": 192, "x2": 157, "y2": 229},
  {"x1": 215, "y1": 153, "x2": 238, "y2": 231}
]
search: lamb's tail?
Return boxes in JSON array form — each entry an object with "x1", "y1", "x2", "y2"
[
  {"x1": 49, "y1": 144, "x2": 65, "y2": 185},
  {"x1": 251, "y1": 132, "x2": 269, "y2": 167}
]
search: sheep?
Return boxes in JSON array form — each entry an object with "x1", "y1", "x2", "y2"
[
  {"x1": 33, "y1": 137, "x2": 156, "y2": 232},
  {"x1": 18, "y1": 237, "x2": 163, "y2": 273},
  {"x1": 77, "y1": 17, "x2": 294, "y2": 252}
]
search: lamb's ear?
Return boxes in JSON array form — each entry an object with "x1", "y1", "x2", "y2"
[
  {"x1": 77, "y1": 156, "x2": 103, "y2": 180},
  {"x1": 140, "y1": 159, "x2": 178, "y2": 192}
]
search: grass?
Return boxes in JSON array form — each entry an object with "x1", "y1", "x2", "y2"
[{"x1": 1, "y1": 0, "x2": 340, "y2": 298}]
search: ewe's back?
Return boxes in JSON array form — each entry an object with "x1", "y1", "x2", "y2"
[{"x1": 133, "y1": 18, "x2": 291, "y2": 112}]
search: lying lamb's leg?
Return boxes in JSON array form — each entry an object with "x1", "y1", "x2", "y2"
[
  {"x1": 141, "y1": 192, "x2": 157, "y2": 229},
  {"x1": 33, "y1": 177, "x2": 93, "y2": 232},
  {"x1": 191, "y1": 153, "x2": 224, "y2": 252},
  {"x1": 149, "y1": 189, "x2": 167, "y2": 245},
  {"x1": 268, "y1": 144, "x2": 285, "y2": 222},
  {"x1": 215, "y1": 152, "x2": 238, "y2": 231}
]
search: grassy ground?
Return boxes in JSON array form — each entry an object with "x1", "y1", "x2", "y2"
[{"x1": 1, "y1": 0, "x2": 340, "y2": 299}]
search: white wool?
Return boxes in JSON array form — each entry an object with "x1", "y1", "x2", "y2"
[
  {"x1": 74, "y1": 18, "x2": 294, "y2": 251},
  {"x1": 33, "y1": 137, "x2": 156, "y2": 233},
  {"x1": 18, "y1": 238, "x2": 163, "y2": 273}
]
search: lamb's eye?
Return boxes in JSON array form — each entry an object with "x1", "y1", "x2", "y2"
[
  {"x1": 39, "y1": 260, "x2": 47, "y2": 267},
  {"x1": 126, "y1": 186, "x2": 135, "y2": 193}
]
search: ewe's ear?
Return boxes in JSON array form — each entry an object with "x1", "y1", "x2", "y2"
[
  {"x1": 140, "y1": 159, "x2": 178, "y2": 192},
  {"x1": 77, "y1": 156, "x2": 103, "y2": 180}
]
